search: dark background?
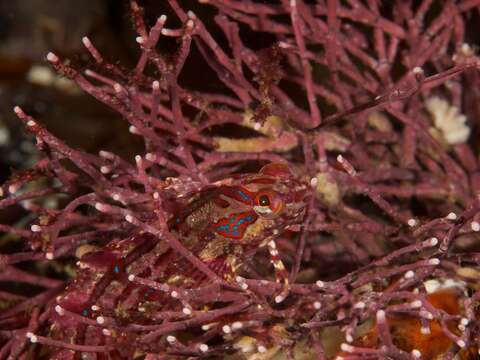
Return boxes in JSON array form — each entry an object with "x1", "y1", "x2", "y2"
[{"x1": 0, "y1": 0, "x2": 220, "y2": 183}]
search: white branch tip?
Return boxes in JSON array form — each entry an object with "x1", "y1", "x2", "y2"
[
  {"x1": 411, "y1": 349, "x2": 422, "y2": 358},
  {"x1": 257, "y1": 345, "x2": 267, "y2": 353},
  {"x1": 182, "y1": 307, "x2": 192, "y2": 315},
  {"x1": 407, "y1": 218, "x2": 417, "y2": 227},
  {"x1": 222, "y1": 325, "x2": 231, "y2": 334},
  {"x1": 340, "y1": 343, "x2": 354, "y2": 353},
  {"x1": 26, "y1": 332, "x2": 38, "y2": 343},
  {"x1": 13, "y1": 106, "x2": 24, "y2": 115},
  {"x1": 46, "y1": 52, "x2": 59, "y2": 63},
  {"x1": 376, "y1": 309, "x2": 386, "y2": 322},
  {"x1": 166, "y1": 335, "x2": 176, "y2": 343},
  {"x1": 471, "y1": 221, "x2": 480, "y2": 231},
  {"x1": 413, "y1": 66, "x2": 424, "y2": 74},
  {"x1": 82, "y1": 36, "x2": 92, "y2": 47},
  {"x1": 446, "y1": 212, "x2": 457, "y2": 220},
  {"x1": 113, "y1": 83, "x2": 123, "y2": 93}
]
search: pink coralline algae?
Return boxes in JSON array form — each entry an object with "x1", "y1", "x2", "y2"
[{"x1": 2, "y1": 0, "x2": 480, "y2": 359}]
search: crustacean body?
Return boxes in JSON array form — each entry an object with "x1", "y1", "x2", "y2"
[{"x1": 50, "y1": 164, "x2": 307, "y2": 357}]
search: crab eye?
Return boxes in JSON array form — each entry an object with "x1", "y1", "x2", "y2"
[
  {"x1": 254, "y1": 190, "x2": 283, "y2": 218},
  {"x1": 258, "y1": 194, "x2": 270, "y2": 206}
]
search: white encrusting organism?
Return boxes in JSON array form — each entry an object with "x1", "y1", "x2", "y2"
[{"x1": 425, "y1": 96, "x2": 470, "y2": 145}]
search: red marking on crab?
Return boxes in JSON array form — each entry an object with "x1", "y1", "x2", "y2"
[
  {"x1": 217, "y1": 186, "x2": 254, "y2": 205},
  {"x1": 247, "y1": 177, "x2": 276, "y2": 185},
  {"x1": 213, "y1": 211, "x2": 258, "y2": 239}
]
